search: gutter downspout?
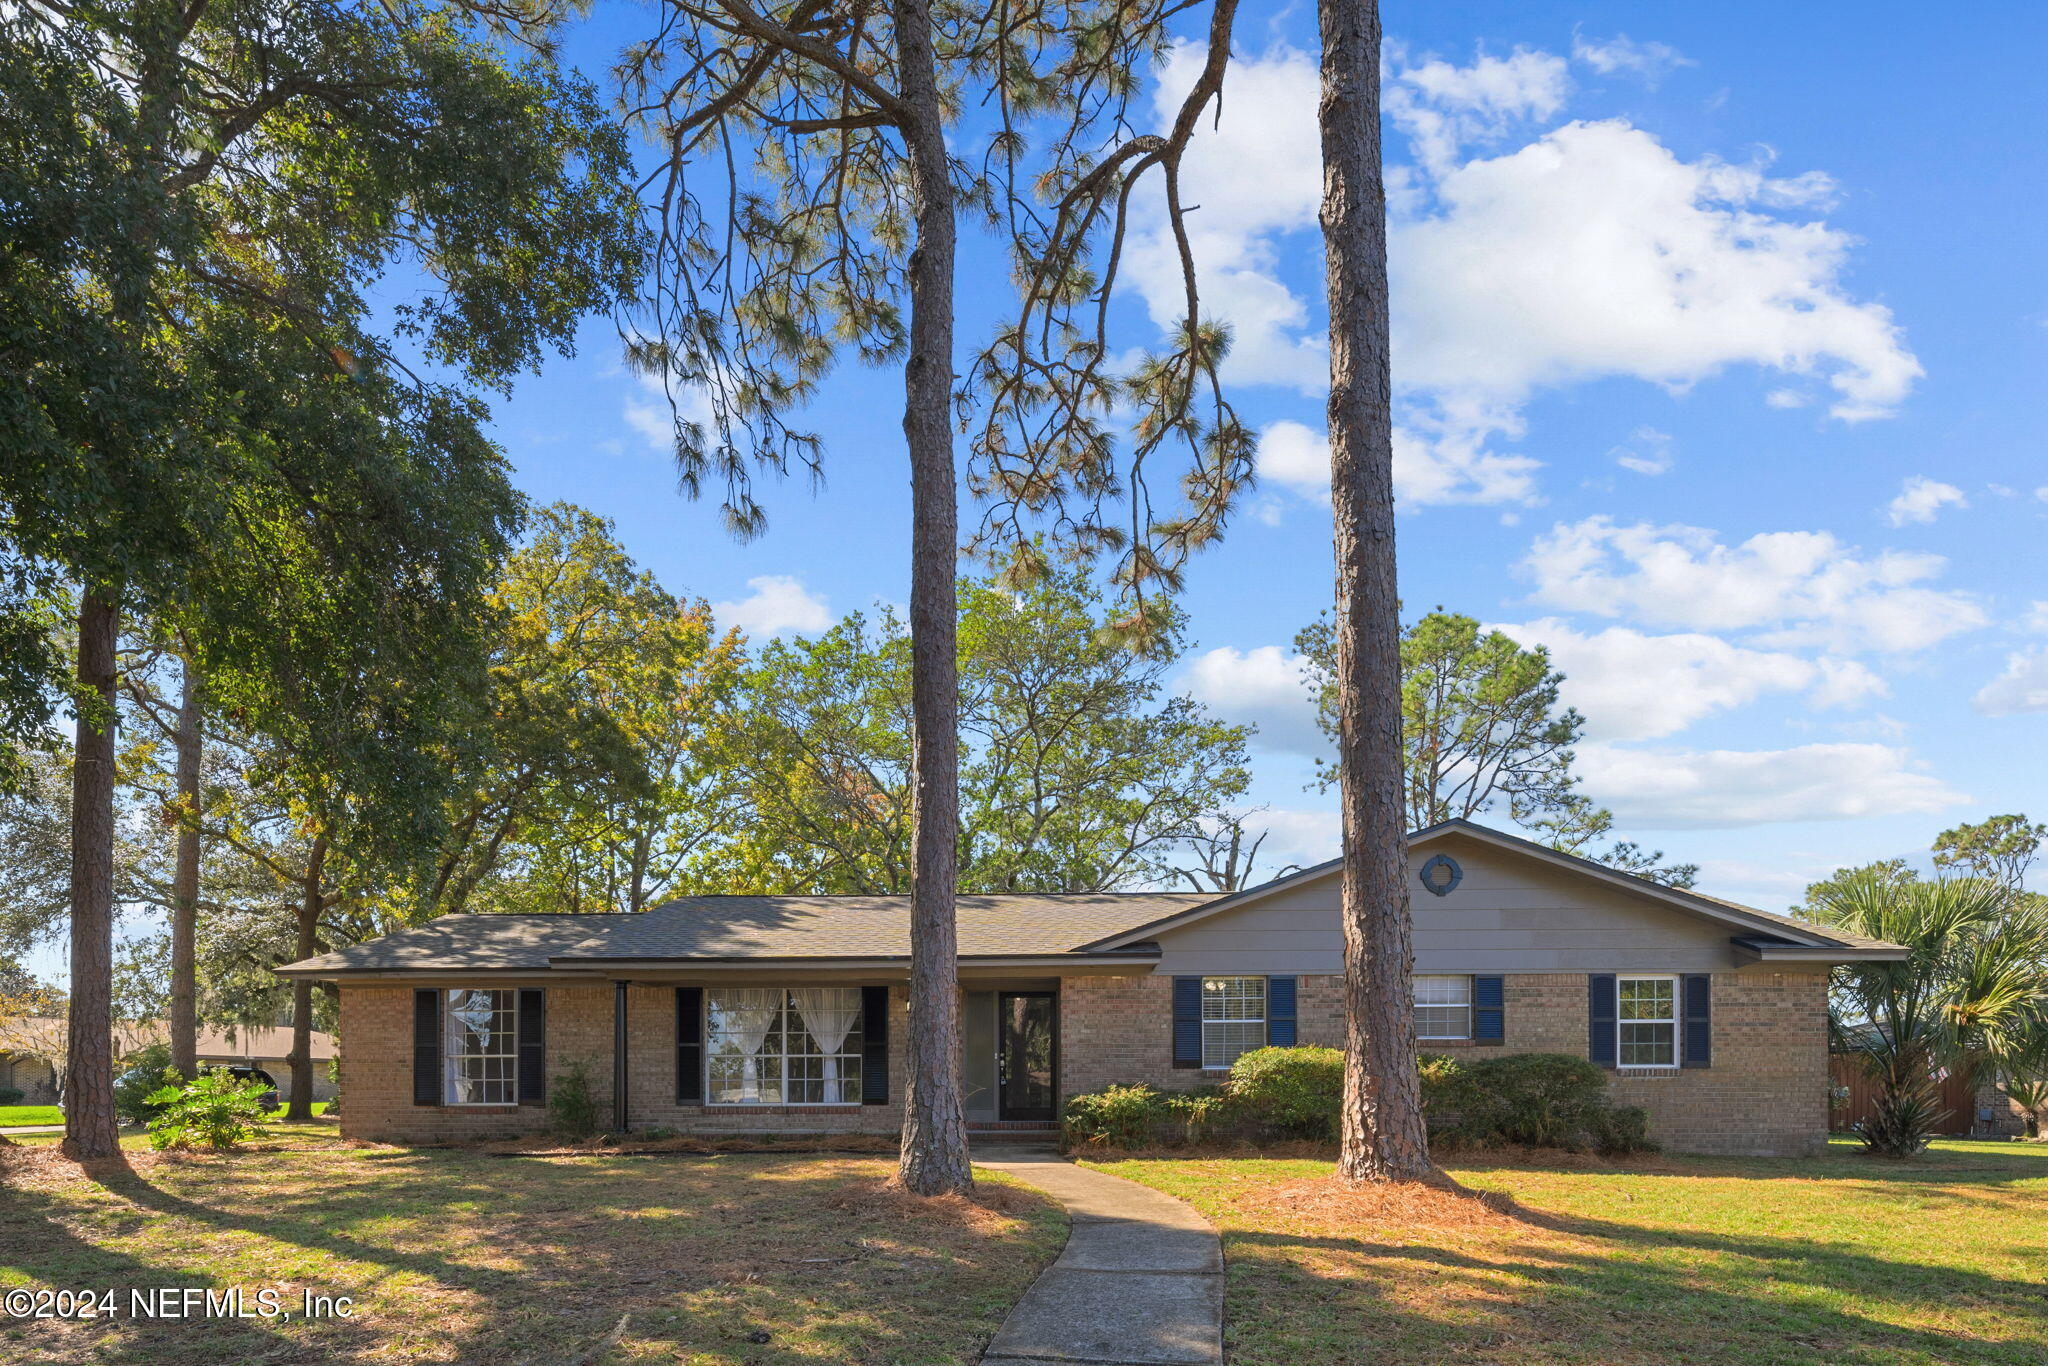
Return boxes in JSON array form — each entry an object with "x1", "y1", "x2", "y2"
[{"x1": 613, "y1": 980, "x2": 629, "y2": 1133}]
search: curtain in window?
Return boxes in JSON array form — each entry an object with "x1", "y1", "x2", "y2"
[
  {"x1": 790, "y1": 988, "x2": 861, "y2": 1102},
  {"x1": 711, "y1": 987, "x2": 781, "y2": 1101}
]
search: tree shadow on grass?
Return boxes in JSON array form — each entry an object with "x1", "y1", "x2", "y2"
[
  {"x1": 1, "y1": 1147, "x2": 1061, "y2": 1366},
  {"x1": 1216, "y1": 1193, "x2": 2048, "y2": 1366}
]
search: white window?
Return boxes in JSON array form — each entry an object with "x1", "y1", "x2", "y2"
[
  {"x1": 444, "y1": 989, "x2": 518, "y2": 1105},
  {"x1": 706, "y1": 987, "x2": 863, "y2": 1105},
  {"x1": 1201, "y1": 976, "x2": 1266, "y2": 1070},
  {"x1": 1414, "y1": 975, "x2": 1473, "y2": 1040},
  {"x1": 1618, "y1": 976, "x2": 1679, "y2": 1067}
]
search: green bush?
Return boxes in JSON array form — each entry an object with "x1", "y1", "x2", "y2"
[
  {"x1": 1163, "y1": 1089, "x2": 1230, "y2": 1144},
  {"x1": 0, "y1": 1086, "x2": 23, "y2": 1106},
  {"x1": 548, "y1": 1062, "x2": 603, "y2": 1140},
  {"x1": 113, "y1": 1043, "x2": 179, "y2": 1127},
  {"x1": 1064, "y1": 1083, "x2": 1166, "y2": 1149},
  {"x1": 144, "y1": 1071, "x2": 270, "y2": 1151},
  {"x1": 1227, "y1": 1045, "x2": 1344, "y2": 1139},
  {"x1": 1425, "y1": 1052, "x2": 1656, "y2": 1154}
]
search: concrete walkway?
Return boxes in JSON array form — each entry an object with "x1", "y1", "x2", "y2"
[{"x1": 977, "y1": 1152, "x2": 1223, "y2": 1366}]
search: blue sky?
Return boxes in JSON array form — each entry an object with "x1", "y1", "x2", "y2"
[
  {"x1": 21, "y1": 4, "x2": 2041, "y2": 996},
  {"x1": 377, "y1": 5, "x2": 2048, "y2": 917}
]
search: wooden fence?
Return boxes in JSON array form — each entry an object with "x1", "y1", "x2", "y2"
[{"x1": 1828, "y1": 1054, "x2": 1980, "y2": 1136}]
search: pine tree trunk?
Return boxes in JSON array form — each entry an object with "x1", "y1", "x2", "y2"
[
  {"x1": 169, "y1": 658, "x2": 202, "y2": 1079},
  {"x1": 1320, "y1": 0, "x2": 1434, "y2": 1184},
  {"x1": 64, "y1": 589, "x2": 122, "y2": 1160},
  {"x1": 287, "y1": 834, "x2": 326, "y2": 1122},
  {"x1": 891, "y1": 0, "x2": 971, "y2": 1197}
]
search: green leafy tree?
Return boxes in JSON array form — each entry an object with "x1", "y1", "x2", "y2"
[
  {"x1": 417, "y1": 503, "x2": 745, "y2": 917},
  {"x1": 699, "y1": 569, "x2": 1251, "y2": 895},
  {"x1": 1298, "y1": 611, "x2": 1694, "y2": 887},
  {"x1": 1990, "y1": 1020, "x2": 2048, "y2": 1139},
  {"x1": 1, "y1": 0, "x2": 642, "y2": 1155},
  {"x1": 1806, "y1": 870, "x2": 2048, "y2": 1156},
  {"x1": 1934, "y1": 814, "x2": 2044, "y2": 889}
]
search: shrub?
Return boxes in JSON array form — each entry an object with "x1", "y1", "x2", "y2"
[
  {"x1": 145, "y1": 1071, "x2": 270, "y2": 1151},
  {"x1": 1227, "y1": 1045, "x2": 1344, "y2": 1140},
  {"x1": 113, "y1": 1043, "x2": 179, "y2": 1127},
  {"x1": 1064, "y1": 1083, "x2": 1166, "y2": 1149},
  {"x1": 1163, "y1": 1089, "x2": 1230, "y2": 1144},
  {"x1": 548, "y1": 1063, "x2": 603, "y2": 1140},
  {"x1": 1582, "y1": 1102, "x2": 1655, "y2": 1156},
  {"x1": 0, "y1": 1086, "x2": 23, "y2": 1106},
  {"x1": 1426, "y1": 1052, "x2": 1656, "y2": 1154}
]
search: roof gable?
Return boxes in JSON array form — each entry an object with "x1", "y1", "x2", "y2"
[{"x1": 1081, "y1": 818, "x2": 1881, "y2": 953}]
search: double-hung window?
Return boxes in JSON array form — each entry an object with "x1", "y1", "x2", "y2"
[
  {"x1": 1414, "y1": 975, "x2": 1473, "y2": 1040},
  {"x1": 1200, "y1": 976, "x2": 1266, "y2": 1070},
  {"x1": 705, "y1": 987, "x2": 863, "y2": 1105},
  {"x1": 1618, "y1": 975, "x2": 1679, "y2": 1067},
  {"x1": 444, "y1": 988, "x2": 518, "y2": 1105}
]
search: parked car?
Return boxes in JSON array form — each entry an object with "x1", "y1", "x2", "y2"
[{"x1": 208, "y1": 1066, "x2": 281, "y2": 1109}]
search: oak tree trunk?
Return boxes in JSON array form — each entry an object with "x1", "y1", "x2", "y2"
[
  {"x1": 64, "y1": 590, "x2": 122, "y2": 1160},
  {"x1": 286, "y1": 833, "x2": 327, "y2": 1121},
  {"x1": 169, "y1": 657, "x2": 202, "y2": 1079},
  {"x1": 1320, "y1": 0, "x2": 1434, "y2": 1184},
  {"x1": 891, "y1": 0, "x2": 971, "y2": 1197}
]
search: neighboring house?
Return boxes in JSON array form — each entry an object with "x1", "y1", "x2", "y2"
[
  {"x1": 0, "y1": 1022, "x2": 339, "y2": 1106},
  {"x1": 277, "y1": 819, "x2": 1907, "y2": 1156}
]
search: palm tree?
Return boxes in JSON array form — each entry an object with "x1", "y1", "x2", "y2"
[
  {"x1": 1988, "y1": 1016, "x2": 2048, "y2": 1139},
  {"x1": 1809, "y1": 871, "x2": 2048, "y2": 1156}
]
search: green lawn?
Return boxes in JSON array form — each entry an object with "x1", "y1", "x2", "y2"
[
  {"x1": 1082, "y1": 1138, "x2": 2048, "y2": 1366},
  {"x1": 0, "y1": 1106, "x2": 65, "y2": 1126},
  {"x1": 1, "y1": 1121, "x2": 1065, "y2": 1365},
  {"x1": 0, "y1": 1102, "x2": 326, "y2": 1129}
]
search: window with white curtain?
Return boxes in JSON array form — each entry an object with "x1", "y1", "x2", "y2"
[
  {"x1": 444, "y1": 989, "x2": 517, "y2": 1105},
  {"x1": 1414, "y1": 975, "x2": 1473, "y2": 1040},
  {"x1": 705, "y1": 987, "x2": 863, "y2": 1104},
  {"x1": 1200, "y1": 976, "x2": 1266, "y2": 1070}
]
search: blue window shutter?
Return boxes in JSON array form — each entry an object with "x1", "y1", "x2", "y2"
[
  {"x1": 412, "y1": 989, "x2": 442, "y2": 1107},
  {"x1": 1266, "y1": 976, "x2": 1297, "y2": 1046},
  {"x1": 1472, "y1": 976, "x2": 1505, "y2": 1043},
  {"x1": 1172, "y1": 976, "x2": 1203, "y2": 1069},
  {"x1": 675, "y1": 987, "x2": 704, "y2": 1103},
  {"x1": 1588, "y1": 974, "x2": 1618, "y2": 1069},
  {"x1": 1682, "y1": 975, "x2": 1712, "y2": 1069},
  {"x1": 860, "y1": 986, "x2": 889, "y2": 1104},
  {"x1": 517, "y1": 988, "x2": 546, "y2": 1107}
]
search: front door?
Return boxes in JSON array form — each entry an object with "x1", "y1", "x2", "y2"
[{"x1": 998, "y1": 992, "x2": 1057, "y2": 1121}]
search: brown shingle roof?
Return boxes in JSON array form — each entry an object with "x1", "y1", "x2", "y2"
[{"x1": 276, "y1": 894, "x2": 1206, "y2": 975}]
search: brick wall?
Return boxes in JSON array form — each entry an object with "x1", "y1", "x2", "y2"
[
  {"x1": 338, "y1": 983, "x2": 904, "y2": 1143},
  {"x1": 1059, "y1": 968, "x2": 1834, "y2": 1157}
]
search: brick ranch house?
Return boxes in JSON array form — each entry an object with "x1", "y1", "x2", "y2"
[{"x1": 278, "y1": 819, "x2": 1908, "y2": 1156}]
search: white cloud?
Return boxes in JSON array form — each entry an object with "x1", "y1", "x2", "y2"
[
  {"x1": 1182, "y1": 646, "x2": 1324, "y2": 754},
  {"x1": 1972, "y1": 650, "x2": 2048, "y2": 716},
  {"x1": 2025, "y1": 602, "x2": 2048, "y2": 633},
  {"x1": 1246, "y1": 807, "x2": 1342, "y2": 871},
  {"x1": 1577, "y1": 740, "x2": 1966, "y2": 829},
  {"x1": 1392, "y1": 120, "x2": 1917, "y2": 424},
  {"x1": 1127, "y1": 43, "x2": 1919, "y2": 513},
  {"x1": 1571, "y1": 33, "x2": 1694, "y2": 86},
  {"x1": 1256, "y1": 420, "x2": 1329, "y2": 497},
  {"x1": 1765, "y1": 388, "x2": 1809, "y2": 409},
  {"x1": 713, "y1": 575, "x2": 831, "y2": 638},
  {"x1": 1612, "y1": 426, "x2": 1674, "y2": 475},
  {"x1": 623, "y1": 367, "x2": 713, "y2": 456},
  {"x1": 1386, "y1": 46, "x2": 1571, "y2": 172},
  {"x1": 2036, "y1": 486, "x2": 2048, "y2": 504},
  {"x1": 1497, "y1": 619, "x2": 1883, "y2": 742},
  {"x1": 1883, "y1": 475, "x2": 1968, "y2": 526},
  {"x1": 1521, "y1": 516, "x2": 1986, "y2": 653}
]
